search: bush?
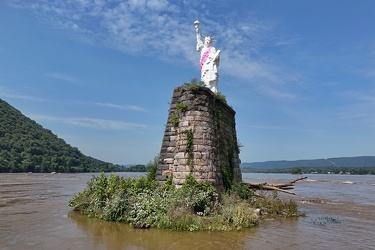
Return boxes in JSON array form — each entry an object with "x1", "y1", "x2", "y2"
[
  {"x1": 177, "y1": 175, "x2": 218, "y2": 215},
  {"x1": 146, "y1": 157, "x2": 158, "y2": 181},
  {"x1": 250, "y1": 191, "x2": 299, "y2": 217},
  {"x1": 219, "y1": 195, "x2": 258, "y2": 229},
  {"x1": 230, "y1": 182, "x2": 254, "y2": 200}
]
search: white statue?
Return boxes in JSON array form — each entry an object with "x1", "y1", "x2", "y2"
[{"x1": 194, "y1": 20, "x2": 221, "y2": 93}]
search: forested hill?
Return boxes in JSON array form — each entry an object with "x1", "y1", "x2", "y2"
[
  {"x1": 0, "y1": 98, "x2": 124, "y2": 173},
  {"x1": 241, "y1": 156, "x2": 375, "y2": 169}
]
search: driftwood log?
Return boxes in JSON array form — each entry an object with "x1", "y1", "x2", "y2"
[{"x1": 245, "y1": 177, "x2": 308, "y2": 195}]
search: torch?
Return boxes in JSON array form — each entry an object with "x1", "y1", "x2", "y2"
[{"x1": 194, "y1": 20, "x2": 200, "y2": 33}]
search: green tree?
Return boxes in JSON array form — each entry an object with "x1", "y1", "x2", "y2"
[
  {"x1": 0, "y1": 98, "x2": 125, "y2": 173},
  {"x1": 291, "y1": 167, "x2": 302, "y2": 174}
]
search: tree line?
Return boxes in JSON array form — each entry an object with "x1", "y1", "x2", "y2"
[{"x1": 241, "y1": 166, "x2": 375, "y2": 175}]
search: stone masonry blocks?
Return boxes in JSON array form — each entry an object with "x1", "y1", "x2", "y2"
[{"x1": 155, "y1": 85, "x2": 242, "y2": 192}]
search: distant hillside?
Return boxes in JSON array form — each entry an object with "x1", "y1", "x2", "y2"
[
  {"x1": 0, "y1": 98, "x2": 124, "y2": 173},
  {"x1": 241, "y1": 156, "x2": 375, "y2": 169}
]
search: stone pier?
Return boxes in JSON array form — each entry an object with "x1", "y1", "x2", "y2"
[{"x1": 155, "y1": 85, "x2": 242, "y2": 192}]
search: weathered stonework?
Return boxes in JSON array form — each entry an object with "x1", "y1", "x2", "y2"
[{"x1": 156, "y1": 85, "x2": 242, "y2": 192}]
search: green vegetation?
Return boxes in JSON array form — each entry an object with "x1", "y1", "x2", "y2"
[
  {"x1": 241, "y1": 156, "x2": 375, "y2": 174},
  {"x1": 291, "y1": 167, "x2": 302, "y2": 174},
  {"x1": 183, "y1": 78, "x2": 227, "y2": 104},
  {"x1": 170, "y1": 113, "x2": 180, "y2": 127},
  {"x1": 170, "y1": 101, "x2": 188, "y2": 127},
  {"x1": 184, "y1": 78, "x2": 204, "y2": 92},
  {"x1": 215, "y1": 91, "x2": 227, "y2": 104},
  {"x1": 145, "y1": 156, "x2": 158, "y2": 181},
  {"x1": 213, "y1": 108, "x2": 239, "y2": 191},
  {"x1": 175, "y1": 102, "x2": 188, "y2": 113},
  {"x1": 183, "y1": 129, "x2": 194, "y2": 171},
  {"x1": 69, "y1": 173, "x2": 299, "y2": 231},
  {"x1": 0, "y1": 98, "x2": 123, "y2": 173},
  {"x1": 123, "y1": 165, "x2": 147, "y2": 172},
  {"x1": 221, "y1": 149, "x2": 235, "y2": 191}
]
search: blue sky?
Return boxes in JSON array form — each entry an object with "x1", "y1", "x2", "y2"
[{"x1": 1, "y1": 0, "x2": 375, "y2": 165}]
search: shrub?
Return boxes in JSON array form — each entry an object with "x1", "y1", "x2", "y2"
[
  {"x1": 102, "y1": 195, "x2": 128, "y2": 221},
  {"x1": 176, "y1": 175, "x2": 218, "y2": 215},
  {"x1": 146, "y1": 157, "x2": 158, "y2": 181},
  {"x1": 219, "y1": 196, "x2": 258, "y2": 230},
  {"x1": 230, "y1": 182, "x2": 254, "y2": 200},
  {"x1": 184, "y1": 78, "x2": 204, "y2": 92},
  {"x1": 291, "y1": 167, "x2": 302, "y2": 174},
  {"x1": 127, "y1": 189, "x2": 169, "y2": 226},
  {"x1": 250, "y1": 192, "x2": 299, "y2": 217},
  {"x1": 215, "y1": 92, "x2": 227, "y2": 104},
  {"x1": 176, "y1": 102, "x2": 188, "y2": 113},
  {"x1": 170, "y1": 113, "x2": 179, "y2": 127}
]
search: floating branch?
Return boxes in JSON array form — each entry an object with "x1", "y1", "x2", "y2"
[{"x1": 245, "y1": 176, "x2": 308, "y2": 195}]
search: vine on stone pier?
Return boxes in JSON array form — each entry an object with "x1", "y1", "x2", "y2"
[
  {"x1": 214, "y1": 104, "x2": 238, "y2": 191},
  {"x1": 183, "y1": 129, "x2": 194, "y2": 172},
  {"x1": 171, "y1": 113, "x2": 180, "y2": 127},
  {"x1": 171, "y1": 102, "x2": 188, "y2": 127}
]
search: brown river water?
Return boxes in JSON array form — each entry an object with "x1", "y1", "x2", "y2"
[{"x1": 1, "y1": 172, "x2": 374, "y2": 250}]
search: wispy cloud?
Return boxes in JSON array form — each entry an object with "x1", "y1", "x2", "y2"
[
  {"x1": 244, "y1": 124, "x2": 315, "y2": 133},
  {"x1": 96, "y1": 102, "x2": 146, "y2": 111},
  {"x1": 336, "y1": 107, "x2": 375, "y2": 129},
  {"x1": 9, "y1": 0, "x2": 292, "y2": 92},
  {"x1": 44, "y1": 72, "x2": 79, "y2": 84},
  {"x1": 256, "y1": 85, "x2": 296, "y2": 100},
  {"x1": 0, "y1": 87, "x2": 44, "y2": 102},
  {"x1": 30, "y1": 114, "x2": 148, "y2": 130},
  {"x1": 339, "y1": 90, "x2": 375, "y2": 105},
  {"x1": 363, "y1": 69, "x2": 375, "y2": 79},
  {"x1": 335, "y1": 90, "x2": 375, "y2": 128}
]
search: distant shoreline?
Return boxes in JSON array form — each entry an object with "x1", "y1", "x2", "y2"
[{"x1": 241, "y1": 166, "x2": 375, "y2": 175}]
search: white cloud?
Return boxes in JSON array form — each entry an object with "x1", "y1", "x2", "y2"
[
  {"x1": 10, "y1": 0, "x2": 293, "y2": 95},
  {"x1": 29, "y1": 114, "x2": 148, "y2": 130},
  {"x1": 146, "y1": 0, "x2": 168, "y2": 11},
  {"x1": 96, "y1": 102, "x2": 146, "y2": 111},
  {"x1": 128, "y1": 0, "x2": 146, "y2": 10},
  {"x1": 44, "y1": 72, "x2": 79, "y2": 83},
  {"x1": 339, "y1": 90, "x2": 375, "y2": 105},
  {"x1": 0, "y1": 87, "x2": 44, "y2": 102},
  {"x1": 245, "y1": 124, "x2": 315, "y2": 133},
  {"x1": 66, "y1": 117, "x2": 147, "y2": 130},
  {"x1": 256, "y1": 85, "x2": 296, "y2": 100},
  {"x1": 335, "y1": 90, "x2": 375, "y2": 128}
]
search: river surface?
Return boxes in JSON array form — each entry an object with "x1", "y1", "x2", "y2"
[{"x1": 0, "y1": 172, "x2": 374, "y2": 250}]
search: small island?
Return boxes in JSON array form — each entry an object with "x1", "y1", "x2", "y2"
[{"x1": 69, "y1": 163, "x2": 300, "y2": 231}]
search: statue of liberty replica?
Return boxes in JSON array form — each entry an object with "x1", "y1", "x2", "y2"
[
  {"x1": 194, "y1": 20, "x2": 221, "y2": 93},
  {"x1": 155, "y1": 20, "x2": 241, "y2": 192}
]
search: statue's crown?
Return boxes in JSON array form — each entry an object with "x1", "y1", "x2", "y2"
[{"x1": 204, "y1": 34, "x2": 216, "y2": 42}]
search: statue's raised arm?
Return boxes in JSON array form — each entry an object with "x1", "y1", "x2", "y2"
[
  {"x1": 194, "y1": 20, "x2": 203, "y2": 51},
  {"x1": 194, "y1": 20, "x2": 220, "y2": 93}
]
